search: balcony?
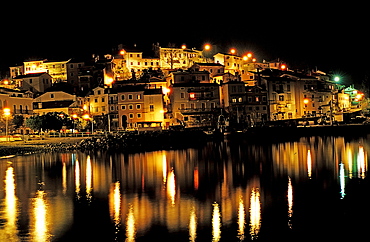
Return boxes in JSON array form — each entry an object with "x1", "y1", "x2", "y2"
[{"x1": 179, "y1": 108, "x2": 214, "y2": 115}]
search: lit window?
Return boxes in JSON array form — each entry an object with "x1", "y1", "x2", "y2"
[{"x1": 189, "y1": 93, "x2": 196, "y2": 100}]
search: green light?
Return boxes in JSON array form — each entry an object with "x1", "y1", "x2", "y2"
[{"x1": 334, "y1": 76, "x2": 340, "y2": 82}]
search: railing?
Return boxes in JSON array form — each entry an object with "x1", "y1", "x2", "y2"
[{"x1": 47, "y1": 132, "x2": 106, "y2": 138}]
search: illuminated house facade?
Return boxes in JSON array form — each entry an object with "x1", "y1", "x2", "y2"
[
  {"x1": 117, "y1": 85, "x2": 165, "y2": 130},
  {"x1": 13, "y1": 72, "x2": 52, "y2": 93},
  {"x1": 170, "y1": 82, "x2": 220, "y2": 127}
]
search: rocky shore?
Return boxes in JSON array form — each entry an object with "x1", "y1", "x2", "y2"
[{"x1": 0, "y1": 130, "x2": 208, "y2": 158}]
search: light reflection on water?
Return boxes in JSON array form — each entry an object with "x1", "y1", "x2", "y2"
[{"x1": 0, "y1": 135, "x2": 369, "y2": 241}]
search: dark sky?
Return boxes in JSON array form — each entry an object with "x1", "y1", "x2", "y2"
[{"x1": 1, "y1": 3, "x2": 368, "y2": 84}]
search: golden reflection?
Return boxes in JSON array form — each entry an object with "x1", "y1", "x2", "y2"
[
  {"x1": 287, "y1": 177, "x2": 293, "y2": 228},
  {"x1": 86, "y1": 156, "x2": 92, "y2": 201},
  {"x1": 167, "y1": 168, "x2": 176, "y2": 206},
  {"x1": 237, "y1": 196, "x2": 245, "y2": 240},
  {"x1": 189, "y1": 205, "x2": 197, "y2": 242},
  {"x1": 126, "y1": 204, "x2": 136, "y2": 242},
  {"x1": 162, "y1": 153, "x2": 167, "y2": 183},
  {"x1": 307, "y1": 149, "x2": 312, "y2": 179},
  {"x1": 75, "y1": 159, "x2": 80, "y2": 199},
  {"x1": 212, "y1": 202, "x2": 221, "y2": 242},
  {"x1": 339, "y1": 163, "x2": 346, "y2": 199},
  {"x1": 32, "y1": 190, "x2": 50, "y2": 241},
  {"x1": 110, "y1": 181, "x2": 121, "y2": 225},
  {"x1": 347, "y1": 147, "x2": 353, "y2": 179},
  {"x1": 358, "y1": 146, "x2": 366, "y2": 179},
  {"x1": 249, "y1": 188, "x2": 261, "y2": 240},
  {"x1": 62, "y1": 161, "x2": 67, "y2": 195},
  {"x1": 1, "y1": 166, "x2": 19, "y2": 241}
]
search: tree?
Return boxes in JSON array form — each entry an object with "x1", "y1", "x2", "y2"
[
  {"x1": 12, "y1": 115, "x2": 24, "y2": 129},
  {"x1": 25, "y1": 112, "x2": 73, "y2": 131}
]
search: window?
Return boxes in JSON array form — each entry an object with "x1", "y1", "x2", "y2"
[
  {"x1": 128, "y1": 94, "x2": 133, "y2": 100},
  {"x1": 129, "y1": 104, "x2": 133, "y2": 110},
  {"x1": 121, "y1": 94, "x2": 125, "y2": 100},
  {"x1": 180, "y1": 103, "x2": 185, "y2": 109},
  {"x1": 102, "y1": 106, "x2": 106, "y2": 111},
  {"x1": 97, "y1": 90, "x2": 101, "y2": 95},
  {"x1": 279, "y1": 95, "x2": 284, "y2": 101},
  {"x1": 101, "y1": 97, "x2": 105, "y2": 102},
  {"x1": 50, "y1": 94, "x2": 54, "y2": 98},
  {"x1": 150, "y1": 104, "x2": 154, "y2": 112},
  {"x1": 238, "y1": 97, "x2": 243, "y2": 102},
  {"x1": 29, "y1": 79, "x2": 32, "y2": 84},
  {"x1": 136, "y1": 104, "x2": 141, "y2": 110},
  {"x1": 94, "y1": 99, "x2": 98, "y2": 103},
  {"x1": 136, "y1": 94, "x2": 142, "y2": 100},
  {"x1": 137, "y1": 113, "x2": 142, "y2": 118},
  {"x1": 180, "y1": 92, "x2": 185, "y2": 98},
  {"x1": 129, "y1": 113, "x2": 134, "y2": 119}
]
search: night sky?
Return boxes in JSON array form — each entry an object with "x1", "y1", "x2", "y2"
[{"x1": 1, "y1": 3, "x2": 368, "y2": 85}]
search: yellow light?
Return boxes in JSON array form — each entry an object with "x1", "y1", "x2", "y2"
[
  {"x1": 249, "y1": 188, "x2": 261, "y2": 240},
  {"x1": 303, "y1": 98, "x2": 309, "y2": 104},
  {"x1": 162, "y1": 87, "x2": 170, "y2": 95},
  {"x1": 72, "y1": 114, "x2": 78, "y2": 119},
  {"x1": 3, "y1": 79, "x2": 9, "y2": 85},
  {"x1": 243, "y1": 56, "x2": 248, "y2": 61},
  {"x1": 181, "y1": 44, "x2": 187, "y2": 50},
  {"x1": 3, "y1": 108, "x2": 11, "y2": 116},
  {"x1": 252, "y1": 58, "x2": 257, "y2": 62},
  {"x1": 120, "y1": 50, "x2": 126, "y2": 55},
  {"x1": 212, "y1": 202, "x2": 221, "y2": 241},
  {"x1": 167, "y1": 169, "x2": 176, "y2": 205},
  {"x1": 247, "y1": 53, "x2": 253, "y2": 58},
  {"x1": 83, "y1": 114, "x2": 90, "y2": 120},
  {"x1": 230, "y1": 48, "x2": 236, "y2": 55},
  {"x1": 204, "y1": 44, "x2": 211, "y2": 51},
  {"x1": 104, "y1": 74, "x2": 114, "y2": 86}
]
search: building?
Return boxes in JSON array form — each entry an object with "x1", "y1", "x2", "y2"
[
  {"x1": 245, "y1": 86, "x2": 268, "y2": 125},
  {"x1": 170, "y1": 82, "x2": 220, "y2": 127},
  {"x1": 32, "y1": 91, "x2": 85, "y2": 116},
  {"x1": 117, "y1": 85, "x2": 165, "y2": 130},
  {"x1": 89, "y1": 86, "x2": 118, "y2": 131},
  {"x1": 13, "y1": 72, "x2": 52, "y2": 93},
  {"x1": 158, "y1": 46, "x2": 206, "y2": 70},
  {"x1": 169, "y1": 68, "x2": 211, "y2": 85},
  {"x1": 263, "y1": 76, "x2": 298, "y2": 121},
  {"x1": 0, "y1": 87, "x2": 33, "y2": 116},
  {"x1": 113, "y1": 47, "x2": 160, "y2": 80},
  {"x1": 214, "y1": 53, "x2": 243, "y2": 75},
  {"x1": 221, "y1": 80, "x2": 248, "y2": 124}
]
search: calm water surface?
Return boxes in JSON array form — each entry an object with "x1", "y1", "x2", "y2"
[{"x1": 1, "y1": 135, "x2": 370, "y2": 241}]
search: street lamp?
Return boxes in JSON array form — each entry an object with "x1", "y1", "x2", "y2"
[
  {"x1": 83, "y1": 114, "x2": 94, "y2": 135},
  {"x1": 3, "y1": 108, "x2": 11, "y2": 141},
  {"x1": 334, "y1": 76, "x2": 340, "y2": 82}
]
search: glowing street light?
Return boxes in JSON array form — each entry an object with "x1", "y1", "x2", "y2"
[
  {"x1": 334, "y1": 76, "x2": 340, "y2": 82},
  {"x1": 230, "y1": 48, "x2": 236, "y2": 55},
  {"x1": 181, "y1": 44, "x2": 187, "y2": 50},
  {"x1": 204, "y1": 44, "x2": 211, "y2": 51},
  {"x1": 3, "y1": 108, "x2": 11, "y2": 141},
  {"x1": 119, "y1": 50, "x2": 126, "y2": 56}
]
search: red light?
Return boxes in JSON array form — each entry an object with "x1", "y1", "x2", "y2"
[
  {"x1": 281, "y1": 64, "x2": 287, "y2": 70},
  {"x1": 189, "y1": 93, "x2": 196, "y2": 100}
]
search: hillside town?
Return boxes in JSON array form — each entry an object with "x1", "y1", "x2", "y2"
[{"x1": 0, "y1": 43, "x2": 368, "y2": 136}]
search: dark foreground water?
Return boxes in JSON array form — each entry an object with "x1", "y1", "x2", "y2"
[{"x1": 1, "y1": 135, "x2": 370, "y2": 241}]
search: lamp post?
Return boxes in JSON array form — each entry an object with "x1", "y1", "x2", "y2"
[
  {"x1": 330, "y1": 76, "x2": 340, "y2": 126},
  {"x1": 3, "y1": 108, "x2": 11, "y2": 141}
]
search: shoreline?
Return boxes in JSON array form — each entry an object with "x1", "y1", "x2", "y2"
[{"x1": 2, "y1": 124, "x2": 370, "y2": 157}]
